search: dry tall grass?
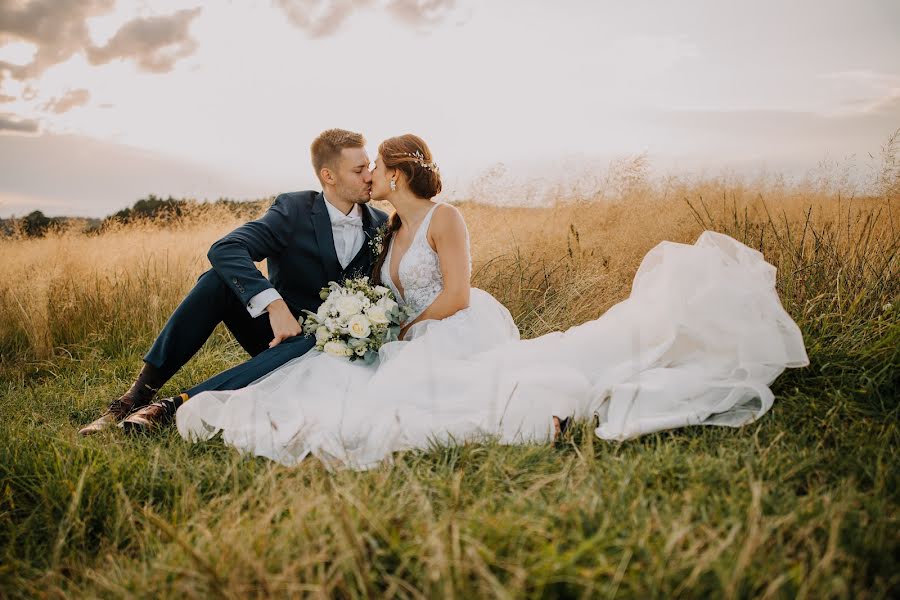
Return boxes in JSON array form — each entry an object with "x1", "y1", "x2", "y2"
[
  {"x1": 0, "y1": 212, "x2": 245, "y2": 364},
  {"x1": 1, "y1": 175, "x2": 894, "y2": 365}
]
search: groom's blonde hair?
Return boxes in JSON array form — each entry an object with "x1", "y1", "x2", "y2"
[{"x1": 311, "y1": 128, "x2": 366, "y2": 182}]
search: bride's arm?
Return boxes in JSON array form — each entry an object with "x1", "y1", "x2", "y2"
[{"x1": 399, "y1": 204, "x2": 471, "y2": 339}]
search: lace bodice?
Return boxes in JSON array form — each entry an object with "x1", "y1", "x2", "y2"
[{"x1": 380, "y1": 203, "x2": 469, "y2": 321}]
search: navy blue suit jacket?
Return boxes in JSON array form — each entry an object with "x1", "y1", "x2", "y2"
[{"x1": 207, "y1": 191, "x2": 389, "y2": 317}]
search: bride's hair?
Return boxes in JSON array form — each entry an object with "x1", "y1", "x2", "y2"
[
  {"x1": 380, "y1": 134, "x2": 442, "y2": 199},
  {"x1": 371, "y1": 134, "x2": 442, "y2": 286}
]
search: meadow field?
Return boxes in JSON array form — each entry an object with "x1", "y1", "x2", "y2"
[{"x1": 0, "y1": 168, "x2": 897, "y2": 597}]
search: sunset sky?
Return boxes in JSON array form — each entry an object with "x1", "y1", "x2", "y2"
[{"x1": 1, "y1": 0, "x2": 899, "y2": 217}]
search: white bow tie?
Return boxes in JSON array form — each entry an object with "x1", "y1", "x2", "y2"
[{"x1": 333, "y1": 215, "x2": 363, "y2": 228}]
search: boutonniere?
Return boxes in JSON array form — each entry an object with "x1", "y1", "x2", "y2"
[{"x1": 368, "y1": 223, "x2": 389, "y2": 256}]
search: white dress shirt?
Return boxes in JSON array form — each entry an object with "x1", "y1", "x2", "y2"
[
  {"x1": 245, "y1": 194, "x2": 364, "y2": 318},
  {"x1": 324, "y1": 196, "x2": 364, "y2": 269}
]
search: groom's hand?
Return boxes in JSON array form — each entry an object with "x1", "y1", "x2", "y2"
[{"x1": 267, "y1": 299, "x2": 302, "y2": 348}]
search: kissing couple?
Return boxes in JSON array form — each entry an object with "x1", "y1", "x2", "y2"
[{"x1": 79, "y1": 128, "x2": 809, "y2": 470}]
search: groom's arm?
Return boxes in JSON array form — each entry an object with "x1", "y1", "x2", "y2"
[{"x1": 207, "y1": 194, "x2": 295, "y2": 316}]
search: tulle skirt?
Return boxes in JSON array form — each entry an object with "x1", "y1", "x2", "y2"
[{"x1": 176, "y1": 231, "x2": 810, "y2": 470}]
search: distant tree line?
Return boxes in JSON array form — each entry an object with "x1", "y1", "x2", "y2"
[
  {"x1": 1, "y1": 195, "x2": 274, "y2": 238},
  {"x1": 110, "y1": 195, "x2": 188, "y2": 223},
  {"x1": 0, "y1": 210, "x2": 99, "y2": 238}
]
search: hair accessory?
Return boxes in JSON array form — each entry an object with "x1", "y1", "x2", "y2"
[{"x1": 403, "y1": 150, "x2": 439, "y2": 173}]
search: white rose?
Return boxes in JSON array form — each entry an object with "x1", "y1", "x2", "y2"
[
  {"x1": 373, "y1": 285, "x2": 390, "y2": 296},
  {"x1": 324, "y1": 340, "x2": 352, "y2": 357},
  {"x1": 377, "y1": 296, "x2": 398, "y2": 312},
  {"x1": 315, "y1": 326, "x2": 331, "y2": 343},
  {"x1": 347, "y1": 314, "x2": 372, "y2": 339},
  {"x1": 336, "y1": 295, "x2": 363, "y2": 317},
  {"x1": 365, "y1": 306, "x2": 389, "y2": 325}
]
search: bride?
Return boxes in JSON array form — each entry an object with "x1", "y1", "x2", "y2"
[{"x1": 174, "y1": 134, "x2": 810, "y2": 470}]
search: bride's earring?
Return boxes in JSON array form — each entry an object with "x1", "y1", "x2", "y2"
[{"x1": 390, "y1": 179, "x2": 396, "y2": 192}]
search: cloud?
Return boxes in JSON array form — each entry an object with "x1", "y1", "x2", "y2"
[
  {"x1": 838, "y1": 88, "x2": 900, "y2": 116},
  {"x1": 819, "y1": 69, "x2": 899, "y2": 87},
  {"x1": 41, "y1": 88, "x2": 90, "y2": 114},
  {"x1": 647, "y1": 102, "x2": 900, "y2": 165},
  {"x1": 0, "y1": 0, "x2": 116, "y2": 80},
  {"x1": 86, "y1": 8, "x2": 203, "y2": 73},
  {"x1": 0, "y1": 1, "x2": 202, "y2": 81},
  {"x1": 274, "y1": 0, "x2": 373, "y2": 39},
  {"x1": 0, "y1": 2, "x2": 202, "y2": 132},
  {"x1": 0, "y1": 113, "x2": 39, "y2": 133},
  {"x1": 0, "y1": 132, "x2": 269, "y2": 218},
  {"x1": 818, "y1": 70, "x2": 900, "y2": 116},
  {"x1": 275, "y1": 0, "x2": 460, "y2": 37},
  {"x1": 867, "y1": 90, "x2": 900, "y2": 115},
  {"x1": 385, "y1": 0, "x2": 458, "y2": 27}
]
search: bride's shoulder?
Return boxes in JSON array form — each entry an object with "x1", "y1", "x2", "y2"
[
  {"x1": 428, "y1": 203, "x2": 468, "y2": 241},
  {"x1": 430, "y1": 202, "x2": 466, "y2": 228}
]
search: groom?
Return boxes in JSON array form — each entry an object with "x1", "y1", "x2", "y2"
[{"x1": 79, "y1": 128, "x2": 388, "y2": 435}]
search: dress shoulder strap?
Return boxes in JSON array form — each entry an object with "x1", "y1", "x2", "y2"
[{"x1": 416, "y1": 202, "x2": 441, "y2": 241}]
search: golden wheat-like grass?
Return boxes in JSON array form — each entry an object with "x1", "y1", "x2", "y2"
[{"x1": 0, "y1": 176, "x2": 895, "y2": 367}]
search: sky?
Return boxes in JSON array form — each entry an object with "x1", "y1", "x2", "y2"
[{"x1": 1, "y1": 0, "x2": 898, "y2": 217}]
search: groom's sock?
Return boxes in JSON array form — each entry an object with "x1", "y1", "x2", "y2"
[
  {"x1": 155, "y1": 393, "x2": 189, "y2": 419},
  {"x1": 116, "y1": 362, "x2": 167, "y2": 412}
]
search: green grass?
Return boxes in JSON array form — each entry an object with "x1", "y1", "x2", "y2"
[{"x1": 1, "y1": 197, "x2": 898, "y2": 598}]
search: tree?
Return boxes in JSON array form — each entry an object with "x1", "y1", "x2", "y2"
[
  {"x1": 22, "y1": 210, "x2": 55, "y2": 237},
  {"x1": 110, "y1": 195, "x2": 188, "y2": 223}
]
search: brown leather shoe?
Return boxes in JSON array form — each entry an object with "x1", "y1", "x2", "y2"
[
  {"x1": 120, "y1": 396, "x2": 182, "y2": 435},
  {"x1": 78, "y1": 363, "x2": 165, "y2": 436},
  {"x1": 78, "y1": 396, "x2": 145, "y2": 436}
]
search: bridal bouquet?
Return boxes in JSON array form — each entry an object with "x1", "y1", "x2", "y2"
[{"x1": 299, "y1": 276, "x2": 414, "y2": 363}]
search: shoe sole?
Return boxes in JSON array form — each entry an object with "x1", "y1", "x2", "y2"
[
  {"x1": 78, "y1": 418, "x2": 122, "y2": 436},
  {"x1": 78, "y1": 427, "x2": 111, "y2": 436}
]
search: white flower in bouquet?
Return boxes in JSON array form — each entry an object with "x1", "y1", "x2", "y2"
[
  {"x1": 347, "y1": 314, "x2": 372, "y2": 339},
  {"x1": 365, "y1": 305, "x2": 389, "y2": 325},
  {"x1": 373, "y1": 285, "x2": 390, "y2": 296},
  {"x1": 336, "y1": 295, "x2": 363, "y2": 317},
  {"x1": 323, "y1": 340, "x2": 353, "y2": 357},
  {"x1": 376, "y1": 296, "x2": 398, "y2": 313},
  {"x1": 315, "y1": 325, "x2": 331, "y2": 343},
  {"x1": 316, "y1": 303, "x2": 329, "y2": 320}
]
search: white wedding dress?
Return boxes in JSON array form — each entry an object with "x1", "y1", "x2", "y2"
[{"x1": 176, "y1": 203, "x2": 809, "y2": 470}]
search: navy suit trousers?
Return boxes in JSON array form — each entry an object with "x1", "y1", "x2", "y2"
[{"x1": 144, "y1": 268, "x2": 316, "y2": 396}]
